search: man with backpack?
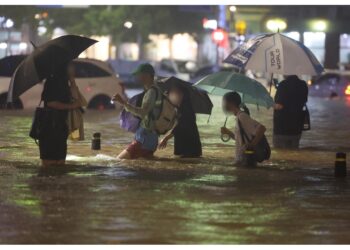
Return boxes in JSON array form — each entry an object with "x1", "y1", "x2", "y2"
[{"x1": 113, "y1": 63, "x2": 176, "y2": 159}]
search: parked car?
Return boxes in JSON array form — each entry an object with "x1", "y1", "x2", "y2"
[
  {"x1": 0, "y1": 57, "x2": 127, "y2": 110},
  {"x1": 308, "y1": 71, "x2": 350, "y2": 98},
  {"x1": 156, "y1": 59, "x2": 197, "y2": 81},
  {"x1": 108, "y1": 59, "x2": 151, "y2": 89}
]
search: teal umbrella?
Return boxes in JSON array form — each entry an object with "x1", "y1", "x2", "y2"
[{"x1": 194, "y1": 71, "x2": 274, "y2": 109}]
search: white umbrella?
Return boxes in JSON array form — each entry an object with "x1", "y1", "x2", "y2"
[{"x1": 224, "y1": 33, "x2": 324, "y2": 76}]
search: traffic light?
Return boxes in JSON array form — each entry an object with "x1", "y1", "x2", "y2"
[{"x1": 212, "y1": 28, "x2": 225, "y2": 43}]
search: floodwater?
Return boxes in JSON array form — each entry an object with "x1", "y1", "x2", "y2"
[{"x1": 0, "y1": 95, "x2": 350, "y2": 244}]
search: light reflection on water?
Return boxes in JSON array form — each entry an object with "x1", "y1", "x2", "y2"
[{"x1": 0, "y1": 96, "x2": 349, "y2": 244}]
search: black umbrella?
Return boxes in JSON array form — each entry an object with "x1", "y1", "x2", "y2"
[
  {"x1": 157, "y1": 76, "x2": 213, "y2": 115},
  {"x1": 7, "y1": 35, "x2": 97, "y2": 102},
  {"x1": 0, "y1": 55, "x2": 27, "y2": 77}
]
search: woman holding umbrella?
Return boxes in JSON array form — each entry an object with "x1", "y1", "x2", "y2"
[
  {"x1": 158, "y1": 83, "x2": 202, "y2": 158},
  {"x1": 8, "y1": 35, "x2": 97, "y2": 166},
  {"x1": 39, "y1": 63, "x2": 82, "y2": 167}
]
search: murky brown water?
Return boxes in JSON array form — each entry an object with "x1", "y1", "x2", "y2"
[{"x1": 0, "y1": 95, "x2": 350, "y2": 244}]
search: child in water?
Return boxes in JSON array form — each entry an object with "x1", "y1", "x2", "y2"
[{"x1": 220, "y1": 92, "x2": 266, "y2": 165}]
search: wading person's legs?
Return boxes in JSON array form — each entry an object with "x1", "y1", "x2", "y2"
[
  {"x1": 118, "y1": 140, "x2": 155, "y2": 160},
  {"x1": 117, "y1": 149, "x2": 131, "y2": 160},
  {"x1": 39, "y1": 130, "x2": 68, "y2": 167},
  {"x1": 273, "y1": 134, "x2": 301, "y2": 149},
  {"x1": 41, "y1": 159, "x2": 66, "y2": 167}
]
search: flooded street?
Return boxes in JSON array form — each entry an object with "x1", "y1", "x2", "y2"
[{"x1": 0, "y1": 95, "x2": 350, "y2": 244}]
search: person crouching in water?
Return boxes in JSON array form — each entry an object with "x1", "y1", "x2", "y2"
[
  {"x1": 158, "y1": 83, "x2": 202, "y2": 158},
  {"x1": 113, "y1": 63, "x2": 159, "y2": 159},
  {"x1": 220, "y1": 92, "x2": 266, "y2": 165}
]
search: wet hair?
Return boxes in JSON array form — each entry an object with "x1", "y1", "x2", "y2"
[{"x1": 223, "y1": 91, "x2": 250, "y2": 115}]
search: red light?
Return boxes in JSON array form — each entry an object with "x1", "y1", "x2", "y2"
[
  {"x1": 345, "y1": 84, "x2": 350, "y2": 96},
  {"x1": 211, "y1": 28, "x2": 229, "y2": 48},
  {"x1": 212, "y1": 29, "x2": 225, "y2": 43}
]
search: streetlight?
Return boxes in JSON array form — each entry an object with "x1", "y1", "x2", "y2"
[
  {"x1": 124, "y1": 21, "x2": 133, "y2": 29},
  {"x1": 311, "y1": 20, "x2": 328, "y2": 32},
  {"x1": 266, "y1": 18, "x2": 287, "y2": 32},
  {"x1": 229, "y1": 6, "x2": 237, "y2": 12}
]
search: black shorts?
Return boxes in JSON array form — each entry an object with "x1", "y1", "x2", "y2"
[{"x1": 39, "y1": 123, "x2": 68, "y2": 161}]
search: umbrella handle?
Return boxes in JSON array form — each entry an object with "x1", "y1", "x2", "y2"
[
  {"x1": 221, "y1": 133, "x2": 231, "y2": 142},
  {"x1": 221, "y1": 117, "x2": 231, "y2": 143}
]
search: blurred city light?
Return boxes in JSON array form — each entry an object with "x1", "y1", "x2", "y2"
[
  {"x1": 37, "y1": 26, "x2": 47, "y2": 35},
  {"x1": 266, "y1": 18, "x2": 287, "y2": 32},
  {"x1": 0, "y1": 42, "x2": 8, "y2": 49},
  {"x1": 345, "y1": 84, "x2": 350, "y2": 96},
  {"x1": 212, "y1": 29, "x2": 225, "y2": 43},
  {"x1": 19, "y1": 42, "x2": 28, "y2": 50},
  {"x1": 311, "y1": 20, "x2": 328, "y2": 32},
  {"x1": 229, "y1": 6, "x2": 237, "y2": 12},
  {"x1": 4, "y1": 18, "x2": 14, "y2": 28},
  {"x1": 202, "y1": 18, "x2": 217, "y2": 30},
  {"x1": 235, "y1": 20, "x2": 247, "y2": 35},
  {"x1": 124, "y1": 21, "x2": 133, "y2": 29}
]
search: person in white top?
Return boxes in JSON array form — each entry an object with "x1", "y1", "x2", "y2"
[{"x1": 220, "y1": 92, "x2": 266, "y2": 165}]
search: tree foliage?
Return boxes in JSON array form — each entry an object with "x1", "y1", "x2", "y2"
[
  {"x1": 0, "y1": 5, "x2": 213, "y2": 44},
  {"x1": 68, "y1": 6, "x2": 211, "y2": 43}
]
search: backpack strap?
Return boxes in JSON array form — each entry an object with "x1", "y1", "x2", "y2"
[
  {"x1": 146, "y1": 86, "x2": 163, "y2": 128},
  {"x1": 237, "y1": 113, "x2": 251, "y2": 144}
]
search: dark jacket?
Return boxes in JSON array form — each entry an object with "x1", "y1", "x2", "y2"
[
  {"x1": 273, "y1": 75, "x2": 308, "y2": 135},
  {"x1": 173, "y1": 92, "x2": 202, "y2": 157}
]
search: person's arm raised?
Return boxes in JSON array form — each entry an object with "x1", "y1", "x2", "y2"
[{"x1": 115, "y1": 88, "x2": 156, "y2": 118}]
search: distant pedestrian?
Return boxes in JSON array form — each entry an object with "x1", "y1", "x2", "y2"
[
  {"x1": 39, "y1": 63, "x2": 82, "y2": 167},
  {"x1": 273, "y1": 75, "x2": 308, "y2": 149},
  {"x1": 158, "y1": 83, "x2": 202, "y2": 158},
  {"x1": 220, "y1": 92, "x2": 267, "y2": 165}
]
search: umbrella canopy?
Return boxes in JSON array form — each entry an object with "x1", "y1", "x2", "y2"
[
  {"x1": 194, "y1": 71, "x2": 274, "y2": 109},
  {"x1": 0, "y1": 55, "x2": 27, "y2": 77},
  {"x1": 223, "y1": 33, "x2": 324, "y2": 76},
  {"x1": 7, "y1": 35, "x2": 97, "y2": 102},
  {"x1": 157, "y1": 76, "x2": 213, "y2": 115}
]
